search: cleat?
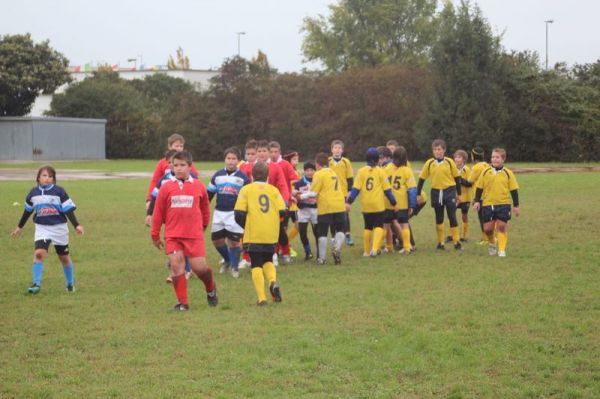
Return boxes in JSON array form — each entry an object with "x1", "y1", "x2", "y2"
[
  {"x1": 345, "y1": 235, "x2": 354, "y2": 246},
  {"x1": 272, "y1": 253, "x2": 279, "y2": 267},
  {"x1": 460, "y1": 238, "x2": 467, "y2": 243},
  {"x1": 28, "y1": 284, "x2": 41, "y2": 294},
  {"x1": 238, "y1": 259, "x2": 250, "y2": 269},
  {"x1": 207, "y1": 287, "x2": 218, "y2": 307},
  {"x1": 398, "y1": 249, "x2": 411, "y2": 255},
  {"x1": 257, "y1": 300, "x2": 268, "y2": 307},
  {"x1": 316, "y1": 258, "x2": 326, "y2": 265},
  {"x1": 488, "y1": 244, "x2": 498, "y2": 256},
  {"x1": 219, "y1": 263, "x2": 229, "y2": 274},
  {"x1": 369, "y1": 250, "x2": 377, "y2": 258},
  {"x1": 498, "y1": 250, "x2": 506, "y2": 257},
  {"x1": 231, "y1": 269, "x2": 240, "y2": 279},
  {"x1": 282, "y1": 255, "x2": 292, "y2": 265},
  {"x1": 174, "y1": 303, "x2": 189, "y2": 311},
  {"x1": 382, "y1": 247, "x2": 389, "y2": 254},
  {"x1": 332, "y1": 249, "x2": 342, "y2": 265},
  {"x1": 436, "y1": 243, "x2": 445, "y2": 251},
  {"x1": 185, "y1": 271, "x2": 194, "y2": 280},
  {"x1": 304, "y1": 252, "x2": 313, "y2": 261},
  {"x1": 411, "y1": 246, "x2": 417, "y2": 252},
  {"x1": 66, "y1": 284, "x2": 75, "y2": 292},
  {"x1": 290, "y1": 248, "x2": 298, "y2": 258},
  {"x1": 219, "y1": 258, "x2": 226, "y2": 265},
  {"x1": 362, "y1": 252, "x2": 370, "y2": 257},
  {"x1": 269, "y1": 282, "x2": 282, "y2": 302},
  {"x1": 445, "y1": 235, "x2": 453, "y2": 243},
  {"x1": 454, "y1": 242, "x2": 462, "y2": 251}
]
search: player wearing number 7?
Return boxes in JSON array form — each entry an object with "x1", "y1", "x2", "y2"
[{"x1": 234, "y1": 161, "x2": 286, "y2": 305}]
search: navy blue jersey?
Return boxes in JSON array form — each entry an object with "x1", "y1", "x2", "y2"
[
  {"x1": 294, "y1": 176, "x2": 317, "y2": 209},
  {"x1": 151, "y1": 170, "x2": 174, "y2": 199},
  {"x1": 24, "y1": 184, "x2": 76, "y2": 226},
  {"x1": 207, "y1": 168, "x2": 250, "y2": 212}
]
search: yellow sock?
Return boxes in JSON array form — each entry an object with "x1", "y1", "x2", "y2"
[
  {"x1": 450, "y1": 226, "x2": 460, "y2": 244},
  {"x1": 363, "y1": 229, "x2": 373, "y2": 253},
  {"x1": 385, "y1": 232, "x2": 393, "y2": 252},
  {"x1": 401, "y1": 228, "x2": 411, "y2": 253},
  {"x1": 497, "y1": 231, "x2": 508, "y2": 252},
  {"x1": 251, "y1": 267, "x2": 266, "y2": 302},
  {"x1": 372, "y1": 227, "x2": 385, "y2": 252},
  {"x1": 287, "y1": 225, "x2": 298, "y2": 242},
  {"x1": 436, "y1": 224, "x2": 445, "y2": 245},
  {"x1": 262, "y1": 261, "x2": 277, "y2": 285},
  {"x1": 462, "y1": 222, "x2": 469, "y2": 240}
]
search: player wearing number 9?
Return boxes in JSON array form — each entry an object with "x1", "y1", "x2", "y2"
[{"x1": 234, "y1": 161, "x2": 286, "y2": 305}]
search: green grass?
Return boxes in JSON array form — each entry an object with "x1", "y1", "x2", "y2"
[{"x1": 1, "y1": 168, "x2": 599, "y2": 398}]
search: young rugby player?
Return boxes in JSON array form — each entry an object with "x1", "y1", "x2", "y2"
[
  {"x1": 11, "y1": 166, "x2": 84, "y2": 294},
  {"x1": 151, "y1": 151, "x2": 218, "y2": 310},
  {"x1": 207, "y1": 147, "x2": 250, "y2": 278},
  {"x1": 283, "y1": 151, "x2": 301, "y2": 258},
  {"x1": 447, "y1": 149, "x2": 472, "y2": 242},
  {"x1": 473, "y1": 148, "x2": 520, "y2": 257},
  {"x1": 417, "y1": 139, "x2": 462, "y2": 250},
  {"x1": 468, "y1": 146, "x2": 491, "y2": 244},
  {"x1": 346, "y1": 147, "x2": 398, "y2": 257},
  {"x1": 293, "y1": 161, "x2": 319, "y2": 260},
  {"x1": 234, "y1": 161, "x2": 285, "y2": 305},
  {"x1": 329, "y1": 140, "x2": 355, "y2": 246}
]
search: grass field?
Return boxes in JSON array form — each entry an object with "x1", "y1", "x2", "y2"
[{"x1": 1, "y1": 165, "x2": 599, "y2": 398}]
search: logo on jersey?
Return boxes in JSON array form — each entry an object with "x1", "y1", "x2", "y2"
[
  {"x1": 171, "y1": 195, "x2": 194, "y2": 208},
  {"x1": 37, "y1": 207, "x2": 60, "y2": 216}
]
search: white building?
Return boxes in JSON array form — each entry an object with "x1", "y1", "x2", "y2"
[{"x1": 30, "y1": 69, "x2": 220, "y2": 116}]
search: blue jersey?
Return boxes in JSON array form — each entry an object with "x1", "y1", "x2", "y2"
[
  {"x1": 207, "y1": 168, "x2": 250, "y2": 212},
  {"x1": 24, "y1": 184, "x2": 76, "y2": 226},
  {"x1": 151, "y1": 170, "x2": 173, "y2": 199},
  {"x1": 294, "y1": 176, "x2": 317, "y2": 209}
]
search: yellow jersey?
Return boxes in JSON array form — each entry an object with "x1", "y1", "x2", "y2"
[
  {"x1": 353, "y1": 165, "x2": 391, "y2": 213},
  {"x1": 384, "y1": 163, "x2": 416, "y2": 210},
  {"x1": 419, "y1": 157, "x2": 460, "y2": 190},
  {"x1": 457, "y1": 165, "x2": 472, "y2": 203},
  {"x1": 311, "y1": 167, "x2": 346, "y2": 215},
  {"x1": 235, "y1": 182, "x2": 286, "y2": 244},
  {"x1": 468, "y1": 161, "x2": 490, "y2": 185},
  {"x1": 329, "y1": 156, "x2": 354, "y2": 197},
  {"x1": 476, "y1": 166, "x2": 519, "y2": 206}
]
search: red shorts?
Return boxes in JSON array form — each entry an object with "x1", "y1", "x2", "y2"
[{"x1": 165, "y1": 237, "x2": 205, "y2": 257}]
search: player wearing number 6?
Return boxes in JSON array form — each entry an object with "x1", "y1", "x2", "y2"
[{"x1": 234, "y1": 161, "x2": 286, "y2": 305}]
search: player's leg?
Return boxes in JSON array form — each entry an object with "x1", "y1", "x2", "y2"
[
  {"x1": 278, "y1": 218, "x2": 291, "y2": 263},
  {"x1": 166, "y1": 243, "x2": 189, "y2": 309},
  {"x1": 480, "y1": 206, "x2": 497, "y2": 255},
  {"x1": 371, "y1": 212, "x2": 385, "y2": 255},
  {"x1": 446, "y1": 194, "x2": 461, "y2": 249},
  {"x1": 362, "y1": 213, "x2": 374, "y2": 256},
  {"x1": 434, "y1": 206, "x2": 446, "y2": 249},
  {"x1": 396, "y1": 210, "x2": 412, "y2": 254},
  {"x1": 29, "y1": 240, "x2": 50, "y2": 293},
  {"x1": 56, "y1": 244, "x2": 75, "y2": 292},
  {"x1": 495, "y1": 205, "x2": 511, "y2": 257},
  {"x1": 316, "y1": 214, "x2": 331, "y2": 264},
  {"x1": 298, "y1": 221, "x2": 312, "y2": 260},
  {"x1": 227, "y1": 233, "x2": 242, "y2": 278},
  {"x1": 211, "y1": 229, "x2": 230, "y2": 273},
  {"x1": 185, "y1": 238, "x2": 217, "y2": 307},
  {"x1": 461, "y1": 203, "x2": 469, "y2": 241},
  {"x1": 331, "y1": 212, "x2": 345, "y2": 264},
  {"x1": 310, "y1": 212, "x2": 320, "y2": 259},
  {"x1": 344, "y1": 210, "x2": 354, "y2": 246}
]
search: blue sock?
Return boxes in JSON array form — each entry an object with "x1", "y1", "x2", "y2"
[
  {"x1": 32, "y1": 262, "x2": 44, "y2": 285},
  {"x1": 229, "y1": 246, "x2": 241, "y2": 271},
  {"x1": 63, "y1": 263, "x2": 74, "y2": 287},
  {"x1": 216, "y1": 245, "x2": 230, "y2": 264},
  {"x1": 303, "y1": 244, "x2": 312, "y2": 255},
  {"x1": 184, "y1": 257, "x2": 191, "y2": 273}
]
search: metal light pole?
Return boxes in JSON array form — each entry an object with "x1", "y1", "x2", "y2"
[
  {"x1": 544, "y1": 20, "x2": 554, "y2": 70},
  {"x1": 236, "y1": 32, "x2": 246, "y2": 56}
]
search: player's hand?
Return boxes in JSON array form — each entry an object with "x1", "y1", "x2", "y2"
[
  {"x1": 145, "y1": 201, "x2": 150, "y2": 211},
  {"x1": 153, "y1": 239, "x2": 164, "y2": 249},
  {"x1": 417, "y1": 195, "x2": 424, "y2": 205},
  {"x1": 473, "y1": 202, "x2": 480, "y2": 211},
  {"x1": 10, "y1": 227, "x2": 22, "y2": 238},
  {"x1": 75, "y1": 225, "x2": 85, "y2": 235},
  {"x1": 408, "y1": 208, "x2": 414, "y2": 216},
  {"x1": 145, "y1": 215, "x2": 152, "y2": 227},
  {"x1": 393, "y1": 204, "x2": 401, "y2": 212},
  {"x1": 513, "y1": 206, "x2": 520, "y2": 217},
  {"x1": 345, "y1": 203, "x2": 351, "y2": 212}
]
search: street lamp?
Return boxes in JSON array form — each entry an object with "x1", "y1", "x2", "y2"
[
  {"x1": 236, "y1": 32, "x2": 246, "y2": 56},
  {"x1": 127, "y1": 58, "x2": 137, "y2": 70},
  {"x1": 544, "y1": 20, "x2": 554, "y2": 70}
]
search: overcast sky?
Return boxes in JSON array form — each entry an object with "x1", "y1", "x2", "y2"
[{"x1": 2, "y1": 0, "x2": 599, "y2": 72}]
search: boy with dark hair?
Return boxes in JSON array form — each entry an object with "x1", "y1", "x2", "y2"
[
  {"x1": 473, "y1": 148, "x2": 520, "y2": 257},
  {"x1": 454, "y1": 149, "x2": 472, "y2": 242},
  {"x1": 417, "y1": 139, "x2": 462, "y2": 250},
  {"x1": 207, "y1": 147, "x2": 250, "y2": 278},
  {"x1": 329, "y1": 140, "x2": 355, "y2": 246},
  {"x1": 239, "y1": 139, "x2": 258, "y2": 180},
  {"x1": 293, "y1": 161, "x2": 319, "y2": 260},
  {"x1": 234, "y1": 161, "x2": 285, "y2": 305},
  {"x1": 468, "y1": 146, "x2": 491, "y2": 245},
  {"x1": 151, "y1": 151, "x2": 218, "y2": 311}
]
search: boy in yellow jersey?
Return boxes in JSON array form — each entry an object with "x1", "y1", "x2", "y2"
[
  {"x1": 446, "y1": 149, "x2": 472, "y2": 242},
  {"x1": 473, "y1": 148, "x2": 520, "y2": 257},
  {"x1": 468, "y1": 146, "x2": 491, "y2": 244},
  {"x1": 417, "y1": 139, "x2": 462, "y2": 250},
  {"x1": 329, "y1": 140, "x2": 355, "y2": 246},
  {"x1": 384, "y1": 146, "x2": 417, "y2": 254},
  {"x1": 234, "y1": 161, "x2": 286, "y2": 305},
  {"x1": 301, "y1": 152, "x2": 347, "y2": 264},
  {"x1": 346, "y1": 147, "x2": 398, "y2": 257}
]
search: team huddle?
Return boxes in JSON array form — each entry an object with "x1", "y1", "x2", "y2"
[{"x1": 11, "y1": 133, "x2": 520, "y2": 310}]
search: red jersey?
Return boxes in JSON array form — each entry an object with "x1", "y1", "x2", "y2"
[
  {"x1": 267, "y1": 162, "x2": 290, "y2": 203},
  {"x1": 146, "y1": 158, "x2": 199, "y2": 201},
  {"x1": 271, "y1": 158, "x2": 298, "y2": 198},
  {"x1": 151, "y1": 176, "x2": 210, "y2": 241},
  {"x1": 239, "y1": 160, "x2": 256, "y2": 180}
]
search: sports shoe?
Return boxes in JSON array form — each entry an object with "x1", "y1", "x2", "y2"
[
  {"x1": 304, "y1": 252, "x2": 313, "y2": 261},
  {"x1": 316, "y1": 258, "x2": 326, "y2": 265},
  {"x1": 185, "y1": 271, "x2": 194, "y2": 280},
  {"x1": 269, "y1": 282, "x2": 282, "y2": 302},
  {"x1": 272, "y1": 253, "x2": 279, "y2": 267},
  {"x1": 362, "y1": 252, "x2": 370, "y2": 257},
  {"x1": 332, "y1": 249, "x2": 342, "y2": 265},
  {"x1": 231, "y1": 269, "x2": 240, "y2": 279},
  {"x1": 257, "y1": 300, "x2": 268, "y2": 307},
  {"x1": 219, "y1": 258, "x2": 226, "y2": 265},
  {"x1": 174, "y1": 303, "x2": 189, "y2": 311},
  {"x1": 460, "y1": 238, "x2": 467, "y2": 243},
  {"x1": 219, "y1": 262, "x2": 229, "y2": 274},
  {"x1": 207, "y1": 287, "x2": 218, "y2": 307},
  {"x1": 66, "y1": 284, "x2": 75, "y2": 292},
  {"x1": 290, "y1": 248, "x2": 298, "y2": 258},
  {"x1": 165, "y1": 276, "x2": 173, "y2": 284},
  {"x1": 398, "y1": 248, "x2": 411, "y2": 255},
  {"x1": 345, "y1": 234, "x2": 354, "y2": 246},
  {"x1": 238, "y1": 259, "x2": 250, "y2": 269},
  {"x1": 478, "y1": 239, "x2": 488, "y2": 246},
  {"x1": 445, "y1": 235, "x2": 453, "y2": 243},
  {"x1": 28, "y1": 284, "x2": 41, "y2": 294},
  {"x1": 436, "y1": 243, "x2": 445, "y2": 250},
  {"x1": 369, "y1": 250, "x2": 378, "y2": 258},
  {"x1": 454, "y1": 242, "x2": 462, "y2": 251},
  {"x1": 498, "y1": 250, "x2": 506, "y2": 257},
  {"x1": 488, "y1": 244, "x2": 498, "y2": 256},
  {"x1": 282, "y1": 255, "x2": 292, "y2": 265}
]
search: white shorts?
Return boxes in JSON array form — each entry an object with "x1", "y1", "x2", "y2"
[
  {"x1": 211, "y1": 210, "x2": 244, "y2": 234},
  {"x1": 34, "y1": 223, "x2": 69, "y2": 246},
  {"x1": 297, "y1": 208, "x2": 318, "y2": 224}
]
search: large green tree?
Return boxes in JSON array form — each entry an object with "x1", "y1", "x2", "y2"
[
  {"x1": 0, "y1": 33, "x2": 71, "y2": 116},
  {"x1": 302, "y1": 0, "x2": 437, "y2": 72}
]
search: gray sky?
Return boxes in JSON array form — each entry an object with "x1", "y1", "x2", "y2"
[{"x1": 2, "y1": 0, "x2": 599, "y2": 72}]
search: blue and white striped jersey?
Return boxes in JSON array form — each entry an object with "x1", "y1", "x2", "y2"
[
  {"x1": 24, "y1": 184, "x2": 76, "y2": 226},
  {"x1": 207, "y1": 168, "x2": 250, "y2": 212}
]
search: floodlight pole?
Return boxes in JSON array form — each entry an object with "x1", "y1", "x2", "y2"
[
  {"x1": 237, "y1": 32, "x2": 246, "y2": 56},
  {"x1": 544, "y1": 20, "x2": 554, "y2": 70}
]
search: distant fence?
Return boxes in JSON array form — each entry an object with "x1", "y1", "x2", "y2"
[{"x1": 0, "y1": 117, "x2": 106, "y2": 160}]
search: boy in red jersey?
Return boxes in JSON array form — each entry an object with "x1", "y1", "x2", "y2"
[
  {"x1": 151, "y1": 151, "x2": 218, "y2": 311},
  {"x1": 239, "y1": 139, "x2": 258, "y2": 180}
]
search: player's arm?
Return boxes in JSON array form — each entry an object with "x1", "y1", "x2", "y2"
[
  {"x1": 234, "y1": 187, "x2": 248, "y2": 228},
  {"x1": 472, "y1": 187, "x2": 484, "y2": 211},
  {"x1": 146, "y1": 160, "x2": 165, "y2": 201},
  {"x1": 199, "y1": 185, "x2": 211, "y2": 230},
  {"x1": 11, "y1": 207, "x2": 33, "y2": 238},
  {"x1": 207, "y1": 175, "x2": 218, "y2": 202},
  {"x1": 151, "y1": 187, "x2": 167, "y2": 248},
  {"x1": 511, "y1": 189, "x2": 520, "y2": 216}
]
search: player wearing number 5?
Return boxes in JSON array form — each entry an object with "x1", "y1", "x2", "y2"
[
  {"x1": 234, "y1": 161, "x2": 286, "y2": 305},
  {"x1": 346, "y1": 148, "x2": 398, "y2": 257}
]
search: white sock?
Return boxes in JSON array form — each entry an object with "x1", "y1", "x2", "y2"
[
  {"x1": 334, "y1": 232, "x2": 345, "y2": 251},
  {"x1": 318, "y1": 237, "x2": 328, "y2": 259}
]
